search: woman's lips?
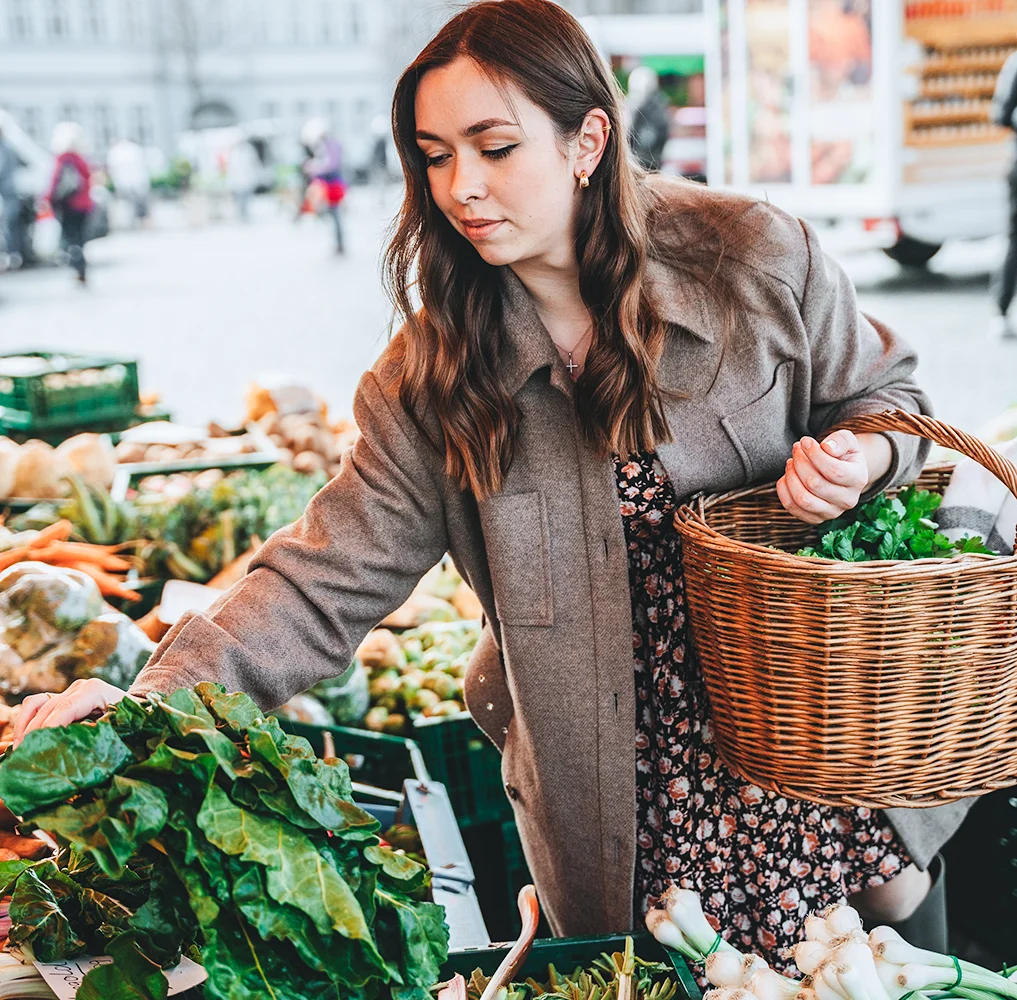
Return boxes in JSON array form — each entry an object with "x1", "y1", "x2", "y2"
[{"x1": 461, "y1": 219, "x2": 504, "y2": 241}]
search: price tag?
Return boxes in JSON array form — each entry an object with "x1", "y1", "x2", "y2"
[{"x1": 33, "y1": 955, "x2": 207, "y2": 999}]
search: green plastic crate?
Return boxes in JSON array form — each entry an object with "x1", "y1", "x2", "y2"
[
  {"x1": 0, "y1": 351, "x2": 140, "y2": 434},
  {"x1": 442, "y1": 932, "x2": 702, "y2": 999},
  {"x1": 411, "y1": 713, "x2": 514, "y2": 828}
]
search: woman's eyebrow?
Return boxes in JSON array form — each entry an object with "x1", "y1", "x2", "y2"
[{"x1": 415, "y1": 118, "x2": 519, "y2": 142}]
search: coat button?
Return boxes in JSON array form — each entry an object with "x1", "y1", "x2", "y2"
[{"x1": 504, "y1": 783, "x2": 520, "y2": 801}]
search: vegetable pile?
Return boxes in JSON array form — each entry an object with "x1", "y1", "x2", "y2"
[
  {"x1": 461, "y1": 938, "x2": 680, "y2": 1000},
  {"x1": 0, "y1": 561, "x2": 154, "y2": 696},
  {"x1": 797, "y1": 487, "x2": 993, "y2": 562},
  {"x1": 645, "y1": 888, "x2": 1017, "y2": 1000},
  {"x1": 277, "y1": 620, "x2": 477, "y2": 737},
  {"x1": 0, "y1": 683, "x2": 449, "y2": 1000},
  {"x1": 13, "y1": 465, "x2": 326, "y2": 585},
  {"x1": 0, "y1": 433, "x2": 117, "y2": 500}
]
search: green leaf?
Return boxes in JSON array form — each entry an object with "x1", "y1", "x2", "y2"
[
  {"x1": 148, "y1": 690, "x2": 244, "y2": 779},
  {"x1": 129, "y1": 864, "x2": 195, "y2": 967},
  {"x1": 375, "y1": 888, "x2": 449, "y2": 988},
  {"x1": 77, "y1": 931, "x2": 169, "y2": 1000},
  {"x1": 0, "y1": 859, "x2": 35, "y2": 897},
  {"x1": 7, "y1": 867, "x2": 86, "y2": 962},
  {"x1": 0, "y1": 721, "x2": 131, "y2": 817},
  {"x1": 196, "y1": 784, "x2": 388, "y2": 977},
  {"x1": 195, "y1": 683, "x2": 264, "y2": 735},
  {"x1": 954, "y1": 534, "x2": 994, "y2": 554},
  {"x1": 363, "y1": 845, "x2": 427, "y2": 892},
  {"x1": 31, "y1": 777, "x2": 168, "y2": 875}
]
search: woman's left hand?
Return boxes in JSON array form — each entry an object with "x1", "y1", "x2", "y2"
[{"x1": 777, "y1": 429, "x2": 869, "y2": 525}]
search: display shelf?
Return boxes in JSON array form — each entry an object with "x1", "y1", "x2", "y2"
[
  {"x1": 905, "y1": 126, "x2": 1010, "y2": 145},
  {"x1": 920, "y1": 78, "x2": 997, "y2": 98},
  {"x1": 919, "y1": 53, "x2": 1009, "y2": 74},
  {"x1": 907, "y1": 103, "x2": 992, "y2": 126},
  {"x1": 907, "y1": 13, "x2": 1017, "y2": 48}
]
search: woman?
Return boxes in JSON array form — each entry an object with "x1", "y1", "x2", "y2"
[
  {"x1": 46, "y1": 121, "x2": 93, "y2": 283},
  {"x1": 300, "y1": 117, "x2": 347, "y2": 254},
  {"x1": 16, "y1": 0, "x2": 964, "y2": 964}
]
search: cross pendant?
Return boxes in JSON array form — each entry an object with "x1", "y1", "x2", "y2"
[{"x1": 566, "y1": 353, "x2": 578, "y2": 375}]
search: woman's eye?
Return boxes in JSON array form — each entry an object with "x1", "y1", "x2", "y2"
[
  {"x1": 425, "y1": 153, "x2": 451, "y2": 167},
  {"x1": 482, "y1": 144, "x2": 518, "y2": 160}
]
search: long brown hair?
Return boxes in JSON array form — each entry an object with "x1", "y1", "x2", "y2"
[{"x1": 385, "y1": 0, "x2": 749, "y2": 500}]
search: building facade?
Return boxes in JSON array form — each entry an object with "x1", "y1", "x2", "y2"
[{"x1": 0, "y1": 0, "x2": 702, "y2": 166}]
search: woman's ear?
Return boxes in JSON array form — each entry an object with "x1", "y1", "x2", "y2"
[{"x1": 575, "y1": 108, "x2": 612, "y2": 182}]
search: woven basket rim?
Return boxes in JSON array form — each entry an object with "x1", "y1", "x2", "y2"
[{"x1": 676, "y1": 469, "x2": 1017, "y2": 575}]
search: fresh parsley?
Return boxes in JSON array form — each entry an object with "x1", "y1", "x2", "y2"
[{"x1": 797, "y1": 486, "x2": 994, "y2": 562}]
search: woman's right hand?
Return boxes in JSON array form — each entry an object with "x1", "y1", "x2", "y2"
[{"x1": 12, "y1": 678, "x2": 129, "y2": 746}]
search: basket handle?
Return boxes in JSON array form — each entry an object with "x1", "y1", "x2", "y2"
[{"x1": 836, "y1": 410, "x2": 1017, "y2": 550}]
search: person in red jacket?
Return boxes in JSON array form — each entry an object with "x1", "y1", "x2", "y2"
[{"x1": 46, "y1": 122, "x2": 94, "y2": 283}]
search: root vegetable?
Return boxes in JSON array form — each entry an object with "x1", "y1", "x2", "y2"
[
  {"x1": 292, "y1": 450, "x2": 326, "y2": 475},
  {"x1": 12, "y1": 441, "x2": 70, "y2": 499},
  {"x1": 708, "y1": 951, "x2": 749, "y2": 987},
  {"x1": 0, "y1": 437, "x2": 18, "y2": 498},
  {"x1": 55, "y1": 433, "x2": 116, "y2": 490}
]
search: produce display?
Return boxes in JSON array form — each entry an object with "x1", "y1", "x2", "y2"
[
  {"x1": 278, "y1": 619, "x2": 477, "y2": 737},
  {"x1": 0, "y1": 434, "x2": 117, "y2": 499},
  {"x1": 0, "y1": 518, "x2": 142, "y2": 602},
  {"x1": 0, "y1": 561, "x2": 154, "y2": 696},
  {"x1": 797, "y1": 486, "x2": 994, "y2": 561},
  {"x1": 0, "y1": 683, "x2": 449, "y2": 999},
  {"x1": 112, "y1": 422, "x2": 269, "y2": 468},
  {"x1": 646, "y1": 887, "x2": 1017, "y2": 1000},
  {"x1": 12, "y1": 465, "x2": 326, "y2": 585}
]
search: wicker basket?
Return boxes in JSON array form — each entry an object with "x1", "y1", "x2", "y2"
[{"x1": 673, "y1": 410, "x2": 1017, "y2": 808}]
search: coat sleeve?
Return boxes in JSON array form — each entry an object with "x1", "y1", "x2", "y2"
[
  {"x1": 992, "y1": 52, "x2": 1017, "y2": 130},
  {"x1": 797, "y1": 217, "x2": 933, "y2": 493},
  {"x1": 129, "y1": 369, "x2": 450, "y2": 710}
]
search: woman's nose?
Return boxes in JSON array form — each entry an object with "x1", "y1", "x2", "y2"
[{"x1": 449, "y1": 157, "x2": 486, "y2": 204}]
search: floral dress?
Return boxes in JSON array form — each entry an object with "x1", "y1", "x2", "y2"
[{"x1": 616, "y1": 452, "x2": 910, "y2": 971}]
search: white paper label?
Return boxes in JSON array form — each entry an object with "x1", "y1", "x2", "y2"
[{"x1": 33, "y1": 955, "x2": 207, "y2": 999}]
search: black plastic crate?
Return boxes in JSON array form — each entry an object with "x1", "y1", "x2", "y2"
[{"x1": 0, "y1": 351, "x2": 140, "y2": 434}]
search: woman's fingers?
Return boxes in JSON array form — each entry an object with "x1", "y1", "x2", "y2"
[
  {"x1": 14, "y1": 679, "x2": 127, "y2": 745},
  {"x1": 779, "y1": 460, "x2": 842, "y2": 524},
  {"x1": 789, "y1": 443, "x2": 861, "y2": 510},
  {"x1": 801, "y1": 436, "x2": 865, "y2": 489},
  {"x1": 776, "y1": 472, "x2": 826, "y2": 525},
  {"x1": 12, "y1": 694, "x2": 56, "y2": 745}
]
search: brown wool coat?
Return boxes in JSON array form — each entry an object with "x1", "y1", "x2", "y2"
[{"x1": 132, "y1": 176, "x2": 974, "y2": 938}]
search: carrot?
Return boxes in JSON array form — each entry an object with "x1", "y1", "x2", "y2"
[
  {"x1": 26, "y1": 542, "x2": 131, "y2": 569},
  {"x1": 67, "y1": 561, "x2": 142, "y2": 602},
  {"x1": 0, "y1": 547, "x2": 30, "y2": 572},
  {"x1": 42, "y1": 550, "x2": 135, "y2": 573},
  {"x1": 27, "y1": 520, "x2": 73, "y2": 547}
]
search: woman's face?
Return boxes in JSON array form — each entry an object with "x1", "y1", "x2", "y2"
[{"x1": 414, "y1": 57, "x2": 586, "y2": 270}]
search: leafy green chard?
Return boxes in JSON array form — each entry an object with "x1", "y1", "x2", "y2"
[
  {"x1": 0, "y1": 683, "x2": 448, "y2": 1000},
  {"x1": 797, "y1": 486, "x2": 995, "y2": 562}
]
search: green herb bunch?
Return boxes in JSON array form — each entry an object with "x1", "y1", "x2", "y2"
[
  {"x1": 797, "y1": 486, "x2": 993, "y2": 562},
  {"x1": 0, "y1": 683, "x2": 448, "y2": 1000}
]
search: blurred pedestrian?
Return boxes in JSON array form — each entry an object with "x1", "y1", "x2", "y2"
[
  {"x1": 300, "y1": 117, "x2": 346, "y2": 254},
  {"x1": 227, "y1": 138, "x2": 260, "y2": 222},
  {"x1": 47, "y1": 122, "x2": 93, "y2": 284},
  {"x1": 106, "y1": 137, "x2": 151, "y2": 227},
  {"x1": 991, "y1": 45, "x2": 1017, "y2": 340},
  {"x1": 369, "y1": 114, "x2": 390, "y2": 207},
  {"x1": 625, "y1": 66, "x2": 670, "y2": 172},
  {"x1": 0, "y1": 121, "x2": 23, "y2": 268}
]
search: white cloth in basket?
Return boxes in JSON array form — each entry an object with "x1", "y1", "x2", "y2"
[{"x1": 936, "y1": 437, "x2": 1017, "y2": 556}]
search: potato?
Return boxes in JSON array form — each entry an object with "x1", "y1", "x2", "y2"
[
  {"x1": 292, "y1": 450, "x2": 326, "y2": 475},
  {"x1": 56, "y1": 432, "x2": 116, "y2": 490},
  {"x1": 0, "y1": 437, "x2": 18, "y2": 498},
  {"x1": 114, "y1": 440, "x2": 148, "y2": 464},
  {"x1": 288, "y1": 424, "x2": 321, "y2": 455},
  {"x1": 12, "y1": 440, "x2": 70, "y2": 498}
]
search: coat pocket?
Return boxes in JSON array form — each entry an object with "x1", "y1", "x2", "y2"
[
  {"x1": 721, "y1": 359, "x2": 796, "y2": 484},
  {"x1": 479, "y1": 491, "x2": 554, "y2": 627}
]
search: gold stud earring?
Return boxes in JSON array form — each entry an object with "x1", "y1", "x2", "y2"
[{"x1": 578, "y1": 171, "x2": 589, "y2": 189}]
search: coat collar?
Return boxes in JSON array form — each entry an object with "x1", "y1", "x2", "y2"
[{"x1": 498, "y1": 257, "x2": 718, "y2": 398}]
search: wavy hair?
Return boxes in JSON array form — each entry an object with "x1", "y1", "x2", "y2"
[{"x1": 385, "y1": 0, "x2": 751, "y2": 500}]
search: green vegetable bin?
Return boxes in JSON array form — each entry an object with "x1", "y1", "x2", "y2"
[
  {"x1": 441, "y1": 932, "x2": 703, "y2": 1000},
  {"x1": 0, "y1": 351, "x2": 141, "y2": 436}
]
